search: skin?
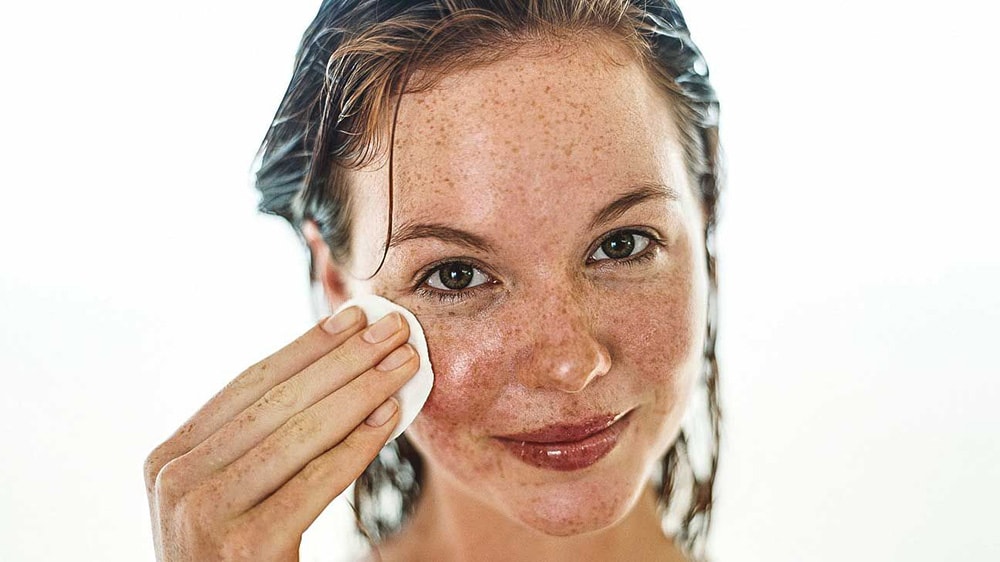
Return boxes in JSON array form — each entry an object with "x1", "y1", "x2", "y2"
[
  {"x1": 143, "y1": 34, "x2": 706, "y2": 562},
  {"x1": 309, "y1": 36, "x2": 709, "y2": 561},
  {"x1": 145, "y1": 303, "x2": 419, "y2": 561}
]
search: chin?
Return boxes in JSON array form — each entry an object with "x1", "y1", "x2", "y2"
[{"x1": 508, "y1": 475, "x2": 645, "y2": 537}]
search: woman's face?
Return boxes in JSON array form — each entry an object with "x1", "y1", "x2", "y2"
[{"x1": 341, "y1": 38, "x2": 708, "y2": 536}]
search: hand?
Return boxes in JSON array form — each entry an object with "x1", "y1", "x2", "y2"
[{"x1": 143, "y1": 307, "x2": 418, "y2": 561}]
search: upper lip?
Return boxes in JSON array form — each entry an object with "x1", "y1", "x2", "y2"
[{"x1": 495, "y1": 410, "x2": 632, "y2": 444}]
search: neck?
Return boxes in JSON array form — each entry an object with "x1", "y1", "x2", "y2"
[{"x1": 375, "y1": 466, "x2": 688, "y2": 562}]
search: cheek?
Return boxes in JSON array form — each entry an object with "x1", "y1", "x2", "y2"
[
  {"x1": 403, "y1": 310, "x2": 512, "y2": 462},
  {"x1": 604, "y1": 261, "x2": 706, "y2": 421},
  {"x1": 619, "y1": 265, "x2": 703, "y2": 355},
  {"x1": 420, "y1": 313, "x2": 508, "y2": 415}
]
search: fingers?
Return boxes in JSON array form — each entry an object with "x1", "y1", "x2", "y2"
[
  {"x1": 144, "y1": 305, "x2": 424, "y2": 561},
  {"x1": 166, "y1": 312, "x2": 412, "y2": 491},
  {"x1": 239, "y1": 399, "x2": 401, "y2": 537},
  {"x1": 219, "y1": 345, "x2": 419, "y2": 514},
  {"x1": 145, "y1": 306, "x2": 367, "y2": 495}
]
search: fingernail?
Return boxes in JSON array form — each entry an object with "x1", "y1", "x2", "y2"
[
  {"x1": 362, "y1": 313, "x2": 402, "y2": 344},
  {"x1": 323, "y1": 306, "x2": 361, "y2": 335},
  {"x1": 376, "y1": 344, "x2": 415, "y2": 372},
  {"x1": 365, "y1": 398, "x2": 398, "y2": 427}
]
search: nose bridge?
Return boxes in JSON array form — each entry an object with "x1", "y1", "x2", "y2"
[{"x1": 515, "y1": 277, "x2": 612, "y2": 393}]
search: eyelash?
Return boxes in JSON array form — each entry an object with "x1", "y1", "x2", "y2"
[
  {"x1": 413, "y1": 260, "x2": 495, "y2": 304},
  {"x1": 413, "y1": 229, "x2": 664, "y2": 304}
]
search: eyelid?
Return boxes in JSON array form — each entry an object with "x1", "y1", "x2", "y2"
[
  {"x1": 413, "y1": 256, "x2": 495, "y2": 290},
  {"x1": 425, "y1": 263, "x2": 491, "y2": 291},
  {"x1": 586, "y1": 227, "x2": 663, "y2": 263},
  {"x1": 413, "y1": 258, "x2": 499, "y2": 304},
  {"x1": 412, "y1": 227, "x2": 665, "y2": 303}
]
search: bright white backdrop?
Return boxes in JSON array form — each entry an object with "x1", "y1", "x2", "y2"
[{"x1": 1, "y1": 1, "x2": 997, "y2": 560}]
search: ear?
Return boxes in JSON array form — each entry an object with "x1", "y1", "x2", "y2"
[{"x1": 301, "y1": 219, "x2": 351, "y2": 313}]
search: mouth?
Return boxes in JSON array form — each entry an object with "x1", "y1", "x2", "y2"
[{"x1": 493, "y1": 409, "x2": 634, "y2": 471}]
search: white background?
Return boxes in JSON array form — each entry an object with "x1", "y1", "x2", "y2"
[{"x1": 1, "y1": 1, "x2": 997, "y2": 560}]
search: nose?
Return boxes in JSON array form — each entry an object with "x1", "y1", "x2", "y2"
[{"x1": 514, "y1": 288, "x2": 612, "y2": 393}]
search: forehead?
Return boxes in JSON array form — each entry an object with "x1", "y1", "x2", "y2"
[{"x1": 348, "y1": 39, "x2": 691, "y2": 265}]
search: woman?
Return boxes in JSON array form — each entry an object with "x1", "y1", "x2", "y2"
[{"x1": 143, "y1": 0, "x2": 722, "y2": 560}]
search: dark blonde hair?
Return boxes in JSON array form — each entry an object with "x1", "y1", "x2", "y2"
[{"x1": 255, "y1": 0, "x2": 722, "y2": 558}]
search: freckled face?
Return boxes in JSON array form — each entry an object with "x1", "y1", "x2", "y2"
[{"x1": 343, "y1": 39, "x2": 708, "y2": 536}]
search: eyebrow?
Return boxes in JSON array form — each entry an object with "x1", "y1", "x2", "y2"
[
  {"x1": 587, "y1": 181, "x2": 680, "y2": 231},
  {"x1": 388, "y1": 222, "x2": 495, "y2": 253},
  {"x1": 387, "y1": 181, "x2": 679, "y2": 252}
]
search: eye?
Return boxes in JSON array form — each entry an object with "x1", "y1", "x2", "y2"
[
  {"x1": 590, "y1": 230, "x2": 652, "y2": 262},
  {"x1": 425, "y1": 261, "x2": 491, "y2": 291}
]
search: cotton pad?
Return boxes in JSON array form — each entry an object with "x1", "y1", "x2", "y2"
[{"x1": 332, "y1": 294, "x2": 434, "y2": 441}]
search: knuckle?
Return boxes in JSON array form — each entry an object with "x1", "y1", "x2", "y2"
[
  {"x1": 260, "y1": 381, "x2": 301, "y2": 413},
  {"x1": 279, "y1": 409, "x2": 321, "y2": 447},
  {"x1": 153, "y1": 458, "x2": 187, "y2": 503},
  {"x1": 297, "y1": 453, "x2": 334, "y2": 487},
  {"x1": 327, "y1": 340, "x2": 368, "y2": 371},
  {"x1": 151, "y1": 445, "x2": 228, "y2": 512},
  {"x1": 230, "y1": 358, "x2": 269, "y2": 391},
  {"x1": 341, "y1": 426, "x2": 385, "y2": 461},
  {"x1": 145, "y1": 423, "x2": 201, "y2": 494},
  {"x1": 143, "y1": 449, "x2": 165, "y2": 492},
  {"x1": 297, "y1": 460, "x2": 324, "y2": 487},
  {"x1": 144, "y1": 444, "x2": 178, "y2": 494}
]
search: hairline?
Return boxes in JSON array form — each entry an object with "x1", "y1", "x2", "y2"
[{"x1": 334, "y1": 33, "x2": 705, "y2": 265}]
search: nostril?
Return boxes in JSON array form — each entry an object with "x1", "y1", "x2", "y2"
[
  {"x1": 548, "y1": 341, "x2": 613, "y2": 394},
  {"x1": 512, "y1": 294, "x2": 612, "y2": 393},
  {"x1": 594, "y1": 343, "x2": 612, "y2": 378}
]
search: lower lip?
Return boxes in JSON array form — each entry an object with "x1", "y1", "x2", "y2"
[{"x1": 495, "y1": 412, "x2": 633, "y2": 471}]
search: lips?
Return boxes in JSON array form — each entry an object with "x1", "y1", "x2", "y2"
[{"x1": 493, "y1": 410, "x2": 633, "y2": 471}]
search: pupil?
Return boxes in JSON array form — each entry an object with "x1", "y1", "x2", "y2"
[
  {"x1": 602, "y1": 233, "x2": 635, "y2": 259},
  {"x1": 439, "y1": 263, "x2": 474, "y2": 290}
]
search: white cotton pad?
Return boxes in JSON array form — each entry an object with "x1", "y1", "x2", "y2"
[{"x1": 332, "y1": 294, "x2": 434, "y2": 441}]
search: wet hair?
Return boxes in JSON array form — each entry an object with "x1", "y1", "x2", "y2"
[{"x1": 254, "y1": 0, "x2": 722, "y2": 559}]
